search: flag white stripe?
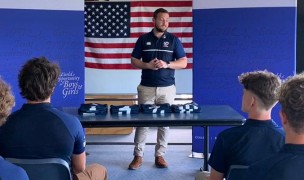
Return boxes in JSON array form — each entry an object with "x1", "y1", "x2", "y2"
[
  {"x1": 131, "y1": 27, "x2": 193, "y2": 33},
  {"x1": 85, "y1": 37, "x2": 193, "y2": 44},
  {"x1": 131, "y1": 6, "x2": 191, "y2": 12},
  {"x1": 85, "y1": 47, "x2": 192, "y2": 54}
]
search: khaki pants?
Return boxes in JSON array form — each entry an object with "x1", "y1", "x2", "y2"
[
  {"x1": 134, "y1": 85, "x2": 176, "y2": 157},
  {"x1": 73, "y1": 164, "x2": 107, "y2": 180}
]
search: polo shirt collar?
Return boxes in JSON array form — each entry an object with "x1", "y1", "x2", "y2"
[
  {"x1": 151, "y1": 29, "x2": 168, "y2": 39},
  {"x1": 281, "y1": 144, "x2": 304, "y2": 154},
  {"x1": 244, "y1": 119, "x2": 279, "y2": 127},
  {"x1": 21, "y1": 103, "x2": 52, "y2": 110}
]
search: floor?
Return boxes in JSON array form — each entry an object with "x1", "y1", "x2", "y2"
[{"x1": 85, "y1": 127, "x2": 204, "y2": 180}]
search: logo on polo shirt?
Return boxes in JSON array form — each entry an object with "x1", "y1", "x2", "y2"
[
  {"x1": 146, "y1": 42, "x2": 151, "y2": 46},
  {"x1": 163, "y1": 41, "x2": 169, "y2": 48}
]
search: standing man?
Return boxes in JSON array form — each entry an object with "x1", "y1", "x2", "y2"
[
  {"x1": 204, "y1": 70, "x2": 285, "y2": 180},
  {"x1": 129, "y1": 8, "x2": 188, "y2": 170},
  {"x1": 244, "y1": 73, "x2": 304, "y2": 180},
  {"x1": 0, "y1": 57, "x2": 107, "y2": 180}
]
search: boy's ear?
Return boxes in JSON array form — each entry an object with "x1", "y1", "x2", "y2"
[{"x1": 280, "y1": 110, "x2": 287, "y2": 125}]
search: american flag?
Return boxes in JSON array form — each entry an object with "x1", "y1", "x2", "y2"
[{"x1": 85, "y1": 0, "x2": 193, "y2": 69}]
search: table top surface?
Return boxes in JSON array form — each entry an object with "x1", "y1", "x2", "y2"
[{"x1": 63, "y1": 105, "x2": 246, "y2": 127}]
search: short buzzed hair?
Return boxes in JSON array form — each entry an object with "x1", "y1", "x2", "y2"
[
  {"x1": 153, "y1": 8, "x2": 169, "y2": 19},
  {"x1": 238, "y1": 70, "x2": 281, "y2": 110}
]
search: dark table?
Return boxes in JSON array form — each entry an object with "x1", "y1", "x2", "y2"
[{"x1": 63, "y1": 105, "x2": 245, "y2": 171}]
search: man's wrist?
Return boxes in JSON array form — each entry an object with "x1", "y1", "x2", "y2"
[{"x1": 167, "y1": 62, "x2": 171, "y2": 69}]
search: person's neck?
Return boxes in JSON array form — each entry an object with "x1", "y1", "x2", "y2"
[
  {"x1": 153, "y1": 28, "x2": 165, "y2": 38},
  {"x1": 27, "y1": 97, "x2": 51, "y2": 104},
  {"x1": 285, "y1": 132, "x2": 304, "y2": 145},
  {"x1": 248, "y1": 111, "x2": 271, "y2": 120}
]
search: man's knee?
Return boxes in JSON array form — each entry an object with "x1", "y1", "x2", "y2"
[
  {"x1": 87, "y1": 163, "x2": 107, "y2": 180},
  {"x1": 74, "y1": 163, "x2": 107, "y2": 180}
]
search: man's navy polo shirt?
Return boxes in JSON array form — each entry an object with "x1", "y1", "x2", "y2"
[
  {"x1": 132, "y1": 30, "x2": 186, "y2": 87},
  {"x1": 0, "y1": 103, "x2": 85, "y2": 164},
  {"x1": 244, "y1": 144, "x2": 304, "y2": 180},
  {"x1": 208, "y1": 119, "x2": 285, "y2": 177},
  {"x1": 0, "y1": 156, "x2": 29, "y2": 180}
]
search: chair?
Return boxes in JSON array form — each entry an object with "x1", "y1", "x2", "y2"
[
  {"x1": 226, "y1": 165, "x2": 249, "y2": 180},
  {"x1": 6, "y1": 158, "x2": 72, "y2": 180}
]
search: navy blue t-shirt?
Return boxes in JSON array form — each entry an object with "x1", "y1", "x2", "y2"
[
  {"x1": 208, "y1": 119, "x2": 285, "y2": 178},
  {"x1": 0, "y1": 156, "x2": 29, "y2": 180},
  {"x1": 0, "y1": 103, "x2": 85, "y2": 164},
  {"x1": 244, "y1": 144, "x2": 304, "y2": 180},
  {"x1": 132, "y1": 30, "x2": 186, "y2": 87}
]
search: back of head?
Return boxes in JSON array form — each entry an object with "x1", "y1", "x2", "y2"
[
  {"x1": 279, "y1": 73, "x2": 304, "y2": 134},
  {"x1": 0, "y1": 77, "x2": 15, "y2": 124},
  {"x1": 238, "y1": 70, "x2": 281, "y2": 110},
  {"x1": 18, "y1": 57, "x2": 61, "y2": 102}
]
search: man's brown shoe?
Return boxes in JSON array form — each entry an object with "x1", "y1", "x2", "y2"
[
  {"x1": 128, "y1": 156, "x2": 143, "y2": 170},
  {"x1": 155, "y1": 156, "x2": 168, "y2": 168}
]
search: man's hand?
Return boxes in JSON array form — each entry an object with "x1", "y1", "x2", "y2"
[
  {"x1": 147, "y1": 59, "x2": 159, "y2": 70},
  {"x1": 154, "y1": 59, "x2": 169, "y2": 69}
]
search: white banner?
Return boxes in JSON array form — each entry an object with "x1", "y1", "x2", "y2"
[
  {"x1": 0, "y1": 0, "x2": 83, "y2": 11},
  {"x1": 193, "y1": 0, "x2": 297, "y2": 9}
]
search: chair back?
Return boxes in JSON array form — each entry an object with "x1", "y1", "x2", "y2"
[
  {"x1": 6, "y1": 158, "x2": 72, "y2": 180},
  {"x1": 226, "y1": 165, "x2": 249, "y2": 180}
]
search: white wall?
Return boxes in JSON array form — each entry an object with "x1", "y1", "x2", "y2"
[
  {"x1": 0, "y1": 0, "x2": 83, "y2": 10},
  {"x1": 85, "y1": 68, "x2": 192, "y2": 94}
]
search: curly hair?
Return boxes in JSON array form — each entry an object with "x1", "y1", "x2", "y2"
[
  {"x1": 0, "y1": 77, "x2": 15, "y2": 125},
  {"x1": 18, "y1": 57, "x2": 60, "y2": 101},
  {"x1": 279, "y1": 73, "x2": 304, "y2": 134},
  {"x1": 238, "y1": 70, "x2": 281, "y2": 110}
]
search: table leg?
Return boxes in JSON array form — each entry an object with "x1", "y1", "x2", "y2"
[
  {"x1": 199, "y1": 126, "x2": 210, "y2": 171},
  {"x1": 203, "y1": 126, "x2": 209, "y2": 171}
]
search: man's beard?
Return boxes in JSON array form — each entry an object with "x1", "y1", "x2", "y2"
[{"x1": 155, "y1": 26, "x2": 167, "y2": 33}]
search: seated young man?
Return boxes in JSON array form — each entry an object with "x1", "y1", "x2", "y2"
[
  {"x1": 0, "y1": 57, "x2": 107, "y2": 180},
  {"x1": 244, "y1": 73, "x2": 304, "y2": 180},
  {"x1": 0, "y1": 77, "x2": 29, "y2": 180},
  {"x1": 204, "y1": 70, "x2": 285, "y2": 180}
]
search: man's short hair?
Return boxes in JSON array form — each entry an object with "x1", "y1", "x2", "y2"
[
  {"x1": 238, "y1": 70, "x2": 281, "y2": 110},
  {"x1": 18, "y1": 57, "x2": 60, "y2": 101},
  {"x1": 153, "y1": 8, "x2": 169, "y2": 19},
  {"x1": 279, "y1": 73, "x2": 304, "y2": 134},
  {"x1": 0, "y1": 77, "x2": 15, "y2": 124}
]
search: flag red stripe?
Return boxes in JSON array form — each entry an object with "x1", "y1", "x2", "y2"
[
  {"x1": 130, "y1": 32, "x2": 192, "y2": 38},
  {"x1": 85, "y1": 52, "x2": 193, "y2": 59},
  {"x1": 131, "y1": 1, "x2": 192, "y2": 7},
  {"x1": 85, "y1": 42, "x2": 193, "y2": 49},
  {"x1": 131, "y1": 12, "x2": 192, "y2": 17},
  {"x1": 85, "y1": 62, "x2": 192, "y2": 70},
  {"x1": 86, "y1": 52, "x2": 131, "y2": 59},
  {"x1": 84, "y1": 42, "x2": 193, "y2": 49},
  {"x1": 131, "y1": 22, "x2": 192, "y2": 28},
  {"x1": 85, "y1": 62, "x2": 136, "y2": 69},
  {"x1": 85, "y1": 42, "x2": 135, "y2": 48}
]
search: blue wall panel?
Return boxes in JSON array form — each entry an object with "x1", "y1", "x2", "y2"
[
  {"x1": 192, "y1": 7, "x2": 296, "y2": 153},
  {"x1": 0, "y1": 9, "x2": 84, "y2": 110}
]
